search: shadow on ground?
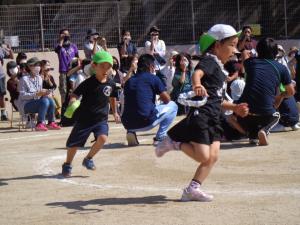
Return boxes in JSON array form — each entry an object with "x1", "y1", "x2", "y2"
[
  {"x1": 0, "y1": 174, "x2": 88, "y2": 186},
  {"x1": 46, "y1": 195, "x2": 175, "y2": 214}
]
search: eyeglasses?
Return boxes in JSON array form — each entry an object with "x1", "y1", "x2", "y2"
[{"x1": 151, "y1": 33, "x2": 159, "y2": 36}]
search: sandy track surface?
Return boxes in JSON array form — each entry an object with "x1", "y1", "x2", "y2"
[{"x1": 0, "y1": 118, "x2": 300, "y2": 225}]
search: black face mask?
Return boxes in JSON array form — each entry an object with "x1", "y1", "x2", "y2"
[
  {"x1": 112, "y1": 64, "x2": 118, "y2": 70},
  {"x1": 63, "y1": 36, "x2": 71, "y2": 47}
]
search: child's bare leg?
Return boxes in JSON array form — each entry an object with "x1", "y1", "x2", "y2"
[
  {"x1": 86, "y1": 135, "x2": 107, "y2": 159},
  {"x1": 181, "y1": 142, "x2": 210, "y2": 163},
  {"x1": 192, "y1": 141, "x2": 220, "y2": 183},
  {"x1": 66, "y1": 147, "x2": 78, "y2": 164}
]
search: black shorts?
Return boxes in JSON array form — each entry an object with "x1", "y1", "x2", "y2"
[
  {"x1": 168, "y1": 111, "x2": 223, "y2": 145},
  {"x1": 66, "y1": 120, "x2": 109, "y2": 148},
  {"x1": 0, "y1": 77, "x2": 6, "y2": 96}
]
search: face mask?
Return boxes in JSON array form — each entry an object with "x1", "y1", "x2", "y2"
[
  {"x1": 9, "y1": 67, "x2": 19, "y2": 75},
  {"x1": 183, "y1": 58, "x2": 189, "y2": 68},
  {"x1": 63, "y1": 36, "x2": 71, "y2": 47},
  {"x1": 32, "y1": 66, "x2": 41, "y2": 75},
  {"x1": 123, "y1": 36, "x2": 131, "y2": 41}
]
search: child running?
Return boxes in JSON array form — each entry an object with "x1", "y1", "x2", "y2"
[
  {"x1": 155, "y1": 24, "x2": 249, "y2": 201},
  {"x1": 62, "y1": 51, "x2": 120, "y2": 177}
]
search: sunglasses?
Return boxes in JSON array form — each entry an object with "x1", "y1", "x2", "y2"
[{"x1": 151, "y1": 33, "x2": 159, "y2": 36}]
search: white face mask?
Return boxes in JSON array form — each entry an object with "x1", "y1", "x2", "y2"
[
  {"x1": 183, "y1": 58, "x2": 189, "y2": 68},
  {"x1": 9, "y1": 67, "x2": 19, "y2": 75},
  {"x1": 31, "y1": 66, "x2": 41, "y2": 75}
]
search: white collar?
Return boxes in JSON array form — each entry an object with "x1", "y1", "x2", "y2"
[{"x1": 206, "y1": 53, "x2": 229, "y2": 76}]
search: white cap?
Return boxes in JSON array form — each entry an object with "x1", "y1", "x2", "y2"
[
  {"x1": 277, "y1": 44, "x2": 285, "y2": 53},
  {"x1": 207, "y1": 24, "x2": 241, "y2": 41},
  {"x1": 230, "y1": 79, "x2": 245, "y2": 101},
  {"x1": 170, "y1": 50, "x2": 179, "y2": 57}
]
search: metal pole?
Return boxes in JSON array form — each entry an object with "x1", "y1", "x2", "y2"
[
  {"x1": 117, "y1": 1, "x2": 121, "y2": 43},
  {"x1": 191, "y1": 0, "x2": 196, "y2": 42},
  {"x1": 39, "y1": 4, "x2": 45, "y2": 52},
  {"x1": 237, "y1": 0, "x2": 241, "y2": 30},
  {"x1": 284, "y1": 0, "x2": 288, "y2": 39}
]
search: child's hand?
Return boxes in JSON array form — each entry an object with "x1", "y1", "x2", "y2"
[
  {"x1": 113, "y1": 112, "x2": 121, "y2": 123},
  {"x1": 234, "y1": 103, "x2": 249, "y2": 117},
  {"x1": 193, "y1": 85, "x2": 208, "y2": 97}
]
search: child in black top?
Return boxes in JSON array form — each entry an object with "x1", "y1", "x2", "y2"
[
  {"x1": 62, "y1": 51, "x2": 120, "y2": 177},
  {"x1": 155, "y1": 24, "x2": 249, "y2": 202}
]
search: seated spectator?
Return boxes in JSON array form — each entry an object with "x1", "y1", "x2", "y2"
[
  {"x1": 170, "y1": 53, "x2": 193, "y2": 115},
  {"x1": 271, "y1": 96, "x2": 299, "y2": 132},
  {"x1": 237, "y1": 38, "x2": 295, "y2": 145},
  {"x1": 271, "y1": 44, "x2": 300, "y2": 132},
  {"x1": 109, "y1": 56, "x2": 123, "y2": 86},
  {"x1": 6, "y1": 61, "x2": 20, "y2": 111},
  {"x1": 16, "y1": 52, "x2": 27, "y2": 65},
  {"x1": 40, "y1": 60, "x2": 61, "y2": 119},
  {"x1": 121, "y1": 54, "x2": 178, "y2": 146},
  {"x1": 122, "y1": 55, "x2": 138, "y2": 84},
  {"x1": 161, "y1": 50, "x2": 178, "y2": 94},
  {"x1": 0, "y1": 43, "x2": 14, "y2": 121},
  {"x1": 83, "y1": 28, "x2": 107, "y2": 60},
  {"x1": 117, "y1": 30, "x2": 137, "y2": 73},
  {"x1": 18, "y1": 57, "x2": 61, "y2": 131},
  {"x1": 67, "y1": 58, "x2": 87, "y2": 92}
]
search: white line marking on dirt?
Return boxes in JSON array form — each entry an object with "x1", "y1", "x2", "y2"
[
  {"x1": 0, "y1": 131, "x2": 70, "y2": 142},
  {"x1": 37, "y1": 153, "x2": 300, "y2": 196}
]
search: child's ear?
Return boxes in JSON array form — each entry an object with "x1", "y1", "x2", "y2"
[{"x1": 91, "y1": 62, "x2": 96, "y2": 69}]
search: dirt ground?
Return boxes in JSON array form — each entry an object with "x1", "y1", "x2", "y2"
[{"x1": 0, "y1": 116, "x2": 300, "y2": 225}]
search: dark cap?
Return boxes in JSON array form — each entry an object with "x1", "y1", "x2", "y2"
[
  {"x1": 27, "y1": 57, "x2": 41, "y2": 66},
  {"x1": 87, "y1": 28, "x2": 100, "y2": 37},
  {"x1": 7, "y1": 61, "x2": 18, "y2": 69},
  {"x1": 149, "y1": 26, "x2": 160, "y2": 34}
]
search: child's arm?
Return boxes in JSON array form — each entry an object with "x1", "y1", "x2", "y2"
[
  {"x1": 192, "y1": 69, "x2": 208, "y2": 96},
  {"x1": 222, "y1": 100, "x2": 249, "y2": 118},
  {"x1": 109, "y1": 97, "x2": 121, "y2": 123}
]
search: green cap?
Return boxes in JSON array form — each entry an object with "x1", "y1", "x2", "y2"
[
  {"x1": 64, "y1": 100, "x2": 81, "y2": 119},
  {"x1": 92, "y1": 50, "x2": 113, "y2": 66},
  {"x1": 199, "y1": 33, "x2": 217, "y2": 54}
]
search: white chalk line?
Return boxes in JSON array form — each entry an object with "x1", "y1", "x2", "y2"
[
  {"x1": 37, "y1": 153, "x2": 300, "y2": 197},
  {"x1": 0, "y1": 125, "x2": 124, "y2": 142}
]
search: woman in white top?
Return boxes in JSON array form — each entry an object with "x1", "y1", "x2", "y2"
[{"x1": 19, "y1": 57, "x2": 61, "y2": 131}]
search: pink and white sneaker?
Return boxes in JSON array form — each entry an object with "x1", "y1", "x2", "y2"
[
  {"x1": 47, "y1": 122, "x2": 61, "y2": 130},
  {"x1": 181, "y1": 186, "x2": 214, "y2": 202},
  {"x1": 35, "y1": 123, "x2": 48, "y2": 131},
  {"x1": 155, "y1": 136, "x2": 180, "y2": 157}
]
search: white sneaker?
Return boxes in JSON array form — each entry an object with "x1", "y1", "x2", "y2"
[
  {"x1": 258, "y1": 130, "x2": 268, "y2": 146},
  {"x1": 126, "y1": 132, "x2": 139, "y2": 146},
  {"x1": 181, "y1": 186, "x2": 213, "y2": 202},
  {"x1": 155, "y1": 136, "x2": 179, "y2": 157},
  {"x1": 270, "y1": 123, "x2": 288, "y2": 132},
  {"x1": 291, "y1": 124, "x2": 300, "y2": 131}
]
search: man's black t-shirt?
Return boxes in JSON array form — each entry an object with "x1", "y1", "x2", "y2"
[{"x1": 73, "y1": 76, "x2": 118, "y2": 125}]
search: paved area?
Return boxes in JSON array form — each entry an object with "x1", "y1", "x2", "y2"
[{"x1": 0, "y1": 117, "x2": 300, "y2": 225}]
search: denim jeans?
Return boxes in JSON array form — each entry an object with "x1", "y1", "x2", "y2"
[
  {"x1": 128, "y1": 101, "x2": 178, "y2": 140},
  {"x1": 24, "y1": 97, "x2": 55, "y2": 123}
]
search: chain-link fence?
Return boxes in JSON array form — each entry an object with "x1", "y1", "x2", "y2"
[{"x1": 0, "y1": 0, "x2": 299, "y2": 52}]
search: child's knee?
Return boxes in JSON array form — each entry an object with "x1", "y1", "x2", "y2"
[{"x1": 96, "y1": 135, "x2": 107, "y2": 144}]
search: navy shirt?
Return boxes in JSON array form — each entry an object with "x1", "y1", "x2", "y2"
[
  {"x1": 238, "y1": 58, "x2": 291, "y2": 115},
  {"x1": 121, "y1": 72, "x2": 166, "y2": 129},
  {"x1": 73, "y1": 76, "x2": 118, "y2": 125}
]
